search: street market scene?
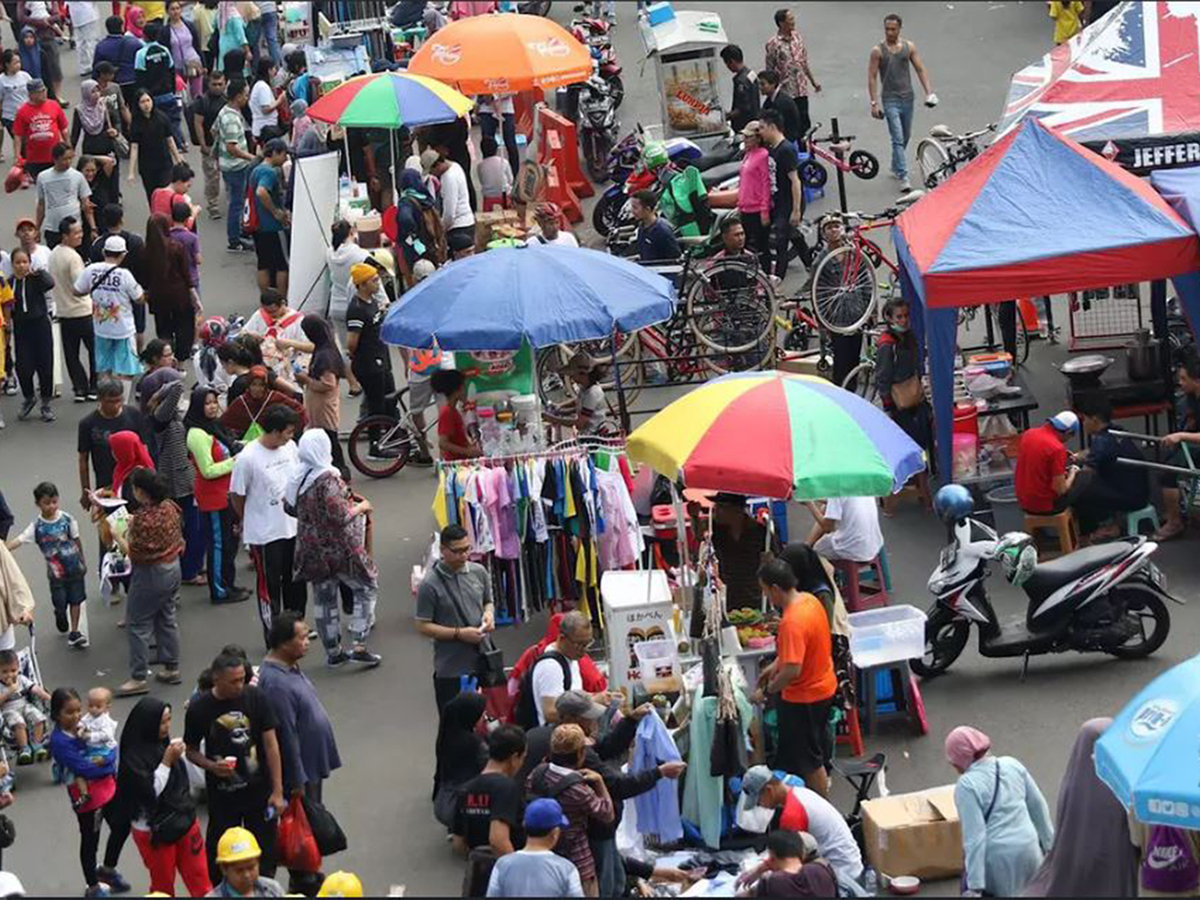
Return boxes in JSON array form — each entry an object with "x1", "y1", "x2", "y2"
[{"x1": 7, "y1": 0, "x2": 1200, "y2": 896}]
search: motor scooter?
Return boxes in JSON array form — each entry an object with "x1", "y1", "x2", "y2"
[{"x1": 913, "y1": 512, "x2": 1180, "y2": 678}]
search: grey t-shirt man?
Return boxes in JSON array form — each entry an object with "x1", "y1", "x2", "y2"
[
  {"x1": 415, "y1": 559, "x2": 492, "y2": 677},
  {"x1": 37, "y1": 166, "x2": 91, "y2": 233},
  {"x1": 486, "y1": 850, "x2": 584, "y2": 898}
]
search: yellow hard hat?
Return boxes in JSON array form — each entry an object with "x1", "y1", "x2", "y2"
[
  {"x1": 318, "y1": 871, "x2": 364, "y2": 897},
  {"x1": 216, "y1": 826, "x2": 262, "y2": 864}
]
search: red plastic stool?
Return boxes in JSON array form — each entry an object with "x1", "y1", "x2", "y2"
[
  {"x1": 835, "y1": 704, "x2": 865, "y2": 757},
  {"x1": 833, "y1": 556, "x2": 889, "y2": 612}
]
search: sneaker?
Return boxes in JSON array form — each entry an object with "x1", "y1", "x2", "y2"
[
  {"x1": 227, "y1": 241, "x2": 248, "y2": 252},
  {"x1": 16, "y1": 748, "x2": 32, "y2": 766},
  {"x1": 73, "y1": 393, "x2": 88, "y2": 403},
  {"x1": 2, "y1": 379, "x2": 15, "y2": 395},
  {"x1": 410, "y1": 452, "x2": 435, "y2": 467},
  {"x1": 87, "y1": 391, "x2": 98, "y2": 401},
  {"x1": 40, "y1": 404, "x2": 55, "y2": 423},
  {"x1": 33, "y1": 744, "x2": 49, "y2": 762},
  {"x1": 367, "y1": 446, "x2": 402, "y2": 460},
  {"x1": 68, "y1": 631, "x2": 89, "y2": 649},
  {"x1": 349, "y1": 648, "x2": 382, "y2": 668},
  {"x1": 156, "y1": 669, "x2": 183, "y2": 685},
  {"x1": 209, "y1": 209, "x2": 223, "y2": 220},
  {"x1": 83, "y1": 883, "x2": 111, "y2": 898},
  {"x1": 97, "y1": 868, "x2": 130, "y2": 894},
  {"x1": 900, "y1": 179, "x2": 912, "y2": 192},
  {"x1": 213, "y1": 587, "x2": 251, "y2": 604},
  {"x1": 115, "y1": 679, "x2": 149, "y2": 697},
  {"x1": 17, "y1": 398, "x2": 35, "y2": 420},
  {"x1": 326, "y1": 650, "x2": 350, "y2": 668},
  {"x1": 0, "y1": 414, "x2": 5, "y2": 429},
  {"x1": 55, "y1": 609, "x2": 69, "y2": 633}
]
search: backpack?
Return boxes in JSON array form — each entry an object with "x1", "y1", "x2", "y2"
[
  {"x1": 513, "y1": 651, "x2": 571, "y2": 730},
  {"x1": 241, "y1": 167, "x2": 261, "y2": 235},
  {"x1": 401, "y1": 194, "x2": 448, "y2": 266}
]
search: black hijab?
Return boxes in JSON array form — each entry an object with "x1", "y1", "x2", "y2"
[
  {"x1": 115, "y1": 697, "x2": 194, "y2": 823},
  {"x1": 302, "y1": 313, "x2": 345, "y2": 380},
  {"x1": 183, "y1": 385, "x2": 238, "y2": 452},
  {"x1": 432, "y1": 692, "x2": 487, "y2": 799}
]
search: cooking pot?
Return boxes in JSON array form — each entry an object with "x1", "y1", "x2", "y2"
[
  {"x1": 1060, "y1": 354, "x2": 1113, "y2": 386},
  {"x1": 1126, "y1": 328, "x2": 1163, "y2": 381}
]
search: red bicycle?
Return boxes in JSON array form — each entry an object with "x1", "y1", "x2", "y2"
[{"x1": 798, "y1": 123, "x2": 880, "y2": 190}]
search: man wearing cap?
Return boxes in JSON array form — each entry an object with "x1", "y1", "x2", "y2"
[
  {"x1": 74, "y1": 234, "x2": 146, "y2": 388},
  {"x1": 485, "y1": 799, "x2": 584, "y2": 898},
  {"x1": 12, "y1": 77, "x2": 67, "y2": 180},
  {"x1": 736, "y1": 766, "x2": 863, "y2": 883},
  {"x1": 733, "y1": 828, "x2": 838, "y2": 897},
  {"x1": 711, "y1": 493, "x2": 779, "y2": 610},
  {"x1": 1014, "y1": 411, "x2": 1082, "y2": 516},
  {"x1": 251, "y1": 138, "x2": 291, "y2": 294},
  {"x1": 5, "y1": 218, "x2": 51, "y2": 275},
  {"x1": 207, "y1": 826, "x2": 286, "y2": 898},
  {"x1": 345, "y1": 262, "x2": 403, "y2": 461},
  {"x1": 804, "y1": 214, "x2": 862, "y2": 389},
  {"x1": 530, "y1": 204, "x2": 579, "y2": 248}
]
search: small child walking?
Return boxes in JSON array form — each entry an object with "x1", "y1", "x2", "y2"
[
  {"x1": 6, "y1": 481, "x2": 89, "y2": 648},
  {"x1": 0, "y1": 649, "x2": 50, "y2": 765}
]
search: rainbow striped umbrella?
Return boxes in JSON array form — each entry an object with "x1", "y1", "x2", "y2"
[
  {"x1": 627, "y1": 372, "x2": 926, "y2": 500},
  {"x1": 307, "y1": 72, "x2": 474, "y2": 129}
]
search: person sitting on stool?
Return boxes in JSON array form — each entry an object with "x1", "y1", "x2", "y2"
[
  {"x1": 804, "y1": 496, "x2": 884, "y2": 564},
  {"x1": 1070, "y1": 396, "x2": 1149, "y2": 541},
  {"x1": 1015, "y1": 410, "x2": 1084, "y2": 518}
]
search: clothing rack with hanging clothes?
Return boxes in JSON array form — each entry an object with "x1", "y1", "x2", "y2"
[{"x1": 431, "y1": 442, "x2": 643, "y2": 631}]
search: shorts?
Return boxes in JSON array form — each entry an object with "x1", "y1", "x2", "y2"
[
  {"x1": 1, "y1": 698, "x2": 46, "y2": 731},
  {"x1": 253, "y1": 230, "x2": 288, "y2": 275},
  {"x1": 95, "y1": 335, "x2": 141, "y2": 376},
  {"x1": 447, "y1": 226, "x2": 475, "y2": 254},
  {"x1": 775, "y1": 695, "x2": 834, "y2": 776},
  {"x1": 409, "y1": 375, "x2": 433, "y2": 411},
  {"x1": 133, "y1": 301, "x2": 146, "y2": 334},
  {"x1": 49, "y1": 577, "x2": 86, "y2": 614}
]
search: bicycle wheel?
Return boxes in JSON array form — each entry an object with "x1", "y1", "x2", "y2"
[
  {"x1": 917, "y1": 138, "x2": 950, "y2": 189},
  {"x1": 348, "y1": 415, "x2": 412, "y2": 478},
  {"x1": 849, "y1": 149, "x2": 879, "y2": 180},
  {"x1": 811, "y1": 243, "x2": 878, "y2": 335},
  {"x1": 841, "y1": 361, "x2": 879, "y2": 405},
  {"x1": 686, "y1": 259, "x2": 777, "y2": 354},
  {"x1": 1014, "y1": 311, "x2": 1030, "y2": 366},
  {"x1": 799, "y1": 159, "x2": 828, "y2": 189}
]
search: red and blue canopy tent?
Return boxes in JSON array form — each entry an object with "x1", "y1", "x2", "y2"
[{"x1": 892, "y1": 117, "x2": 1200, "y2": 477}]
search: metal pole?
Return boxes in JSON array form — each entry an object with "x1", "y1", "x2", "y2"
[
  {"x1": 831, "y1": 116, "x2": 848, "y2": 214},
  {"x1": 612, "y1": 327, "x2": 631, "y2": 434}
]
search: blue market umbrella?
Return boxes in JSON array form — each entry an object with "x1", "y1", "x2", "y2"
[
  {"x1": 1095, "y1": 653, "x2": 1200, "y2": 828},
  {"x1": 381, "y1": 244, "x2": 676, "y2": 351}
]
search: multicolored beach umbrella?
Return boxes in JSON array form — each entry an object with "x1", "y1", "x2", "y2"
[
  {"x1": 627, "y1": 372, "x2": 926, "y2": 501},
  {"x1": 307, "y1": 72, "x2": 473, "y2": 129}
]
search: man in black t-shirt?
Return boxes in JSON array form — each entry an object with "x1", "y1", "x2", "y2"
[
  {"x1": 90, "y1": 203, "x2": 147, "y2": 349},
  {"x1": 192, "y1": 70, "x2": 228, "y2": 220},
  {"x1": 760, "y1": 109, "x2": 802, "y2": 280},
  {"x1": 345, "y1": 263, "x2": 400, "y2": 460},
  {"x1": 185, "y1": 650, "x2": 286, "y2": 885},
  {"x1": 631, "y1": 189, "x2": 681, "y2": 264},
  {"x1": 455, "y1": 725, "x2": 527, "y2": 856},
  {"x1": 77, "y1": 377, "x2": 150, "y2": 508},
  {"x1": 740, "y1": 830, "x2": 837, "y2": 898}
]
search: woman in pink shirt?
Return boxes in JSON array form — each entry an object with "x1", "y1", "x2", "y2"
[{"x1": 736, "y1": 121, "x2": 771, "y2": 267}]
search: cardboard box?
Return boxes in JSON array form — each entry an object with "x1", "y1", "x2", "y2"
[{"x1": 861, "y1": 786, "x2": 963, "y2": 880}]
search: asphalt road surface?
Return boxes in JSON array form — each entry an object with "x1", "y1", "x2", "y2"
[{"x1": 6, "y1": 3, "x2": 1189, "y2": 896}]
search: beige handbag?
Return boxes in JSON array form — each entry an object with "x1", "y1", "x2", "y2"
[{"x1": 891, "y1": 374, "x2": 924, "y2": 410}]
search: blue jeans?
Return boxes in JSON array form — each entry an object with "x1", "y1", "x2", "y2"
[
  {"x1": 154, "y1": 93, "x2": 185, "y2": 150},
  {"x1": 882, "y1": 96, "x2": 914, "y2": 180},
  {"x1": 222, "y1": 166, "x2": 250, "y2": 246},
  {"x1": 479, "y1": 111, "x2": 520, "y2": 178},
  {"x1": 259, "y1": 10, "x2": 282, "y2": 67}
]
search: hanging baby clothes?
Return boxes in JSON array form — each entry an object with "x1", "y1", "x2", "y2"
[
  {"x1": 631, "y1": 709, "x2": 684, "y2": 843},
  {"x1": 596, "y1": 468, "x2": 642, "y2": 569}
]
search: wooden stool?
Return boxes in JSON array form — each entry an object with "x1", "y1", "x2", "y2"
[
  {"x1": 834, "y1": 556, "x2": 889, "y2": 612},
  {"x1": 857, "y1": 661, "x2": 928, "y2": 736},
  {"x1": 1024, "y1": 510, "x2": 1079, "y2": 557},
  {"x1": 1125, "y1": 504, "x2": 1160, "y2": 537}
]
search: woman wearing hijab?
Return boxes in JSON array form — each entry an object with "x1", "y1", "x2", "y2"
[
  {"x1": 118, "y1": 696, "x2": 212, "y2": 896},
  {"x1": 146, "y1": 376, "x2": 208, "y2": 588},
  {"x1": 144, "y1": 213, "x2": 197, "y2": 359},
  {"x1": 108, "y1": 430, "x2": 154, "y2": 500},
  {"x1": 947, "y1": 725, "x2": 1055, "y2": 898},
  {"x1": 287, "y1": 429, "x2": 381, "y2": 668},
  {"x1": 383, "y1": 167, "x2": 446, "y2": 286},
  {"x1": 184, "y1": 386, "x2": 249, "y2": 606},
  {"x1": 70, "y1": 79, "x2": 120, "y2": 195},
  {"x1": 17, "y1": 26, "x2": 42, "y2": 85},
  {"x1": 432, "y1": 692, "x2": 487, "y2": 827},
  {"x1": 1023, "y1": 718, "x2": 1137, "y2": 897},
  {"x1": 217, "y1": 3, "x2": 249, "y2": 79},
  {"x1": 294, "y1": 314, "x2": 348, "y2": 479},
  {"x1": 219, "y1": 364, "x2": 305, "y2": 440}
]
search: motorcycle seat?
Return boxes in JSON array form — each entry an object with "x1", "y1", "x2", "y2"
[
  {"x1": 1022, "y1": 542, "x2": 1131, "y2": 605},
  {"x1": 701, "y1": 161, "x2": 743, "y2": 188},
  {"x1": 693, "y1": 145, "x2": 740, "y2": 172}
]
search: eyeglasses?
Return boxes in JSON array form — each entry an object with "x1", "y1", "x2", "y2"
[{"x1": 445, "y1": 543, "x2": 471, "y2": 555}]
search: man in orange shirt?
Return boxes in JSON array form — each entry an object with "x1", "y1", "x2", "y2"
[{"x1": 755, "y1": 558, "x2": 837, "y2": 796}]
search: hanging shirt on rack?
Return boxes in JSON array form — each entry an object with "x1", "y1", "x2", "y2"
[{"x1": 631, "y1": 710, "x2": 684, "y2": 843}]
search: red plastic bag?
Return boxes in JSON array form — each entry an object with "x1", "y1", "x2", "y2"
[
  {"x1": 276, "y1": 796, "x2": 322, "y2": 873},
  {"x1": 4, "y1": 161, "x2": 26, "y2": 194}
]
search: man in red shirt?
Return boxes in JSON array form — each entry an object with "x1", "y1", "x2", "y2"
[
  {"x1": 754, "y1": 558, "x2": 837, "y2": 796},
  {"x1": 1015, "y1": 411, "x2": 1080, "y2": 514},
  {"x1": 13, "y1": 79, "x2": 68, "y2": 180},
  {"x1": 430, "y1": 368, "x2": 480, "y2": 461}
]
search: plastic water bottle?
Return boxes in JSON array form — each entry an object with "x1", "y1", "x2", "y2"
[
  {"x1": 338, "y1": 173, "x2": 351, "y2": 198},
  {"x1": 862, "y1": 868, "x2": 878, "y2": 895}
]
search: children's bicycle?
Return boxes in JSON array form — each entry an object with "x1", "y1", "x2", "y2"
[
  {"x1": 798, "y1": 123, "x2": 880, "y2": 190},
  {"x1": 346, "y1": 386, "x2": 437, "y2": 479}
]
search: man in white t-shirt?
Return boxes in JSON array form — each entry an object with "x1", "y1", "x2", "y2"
[
  {"x1": 804, "y1": 495, "x2": 884, "y2": 563},
  {"x1": 427, "y1": 153, "x2": 475, "y2": 259},
  {"x1": 241, "y1": 287, "x2": 312, "y2": 378},
  {"x1": 73, "y1": 235, "x2": 144, "y2": 389},
  {"x1": 229, "y1": 403, "x2": 306, "y2": 647},
  {"x1": 529, "y1": 611, "x2": 610, "y2": 727},
  {"x1": 531, "y1": 203, "x2": 580, "y2": 248}
]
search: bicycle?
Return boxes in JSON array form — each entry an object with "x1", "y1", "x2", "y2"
[
  {"x1": 916, "y1": 123, "x2": 995, "y2": 190},
  {"x1": 347, "y1": 385, "x2": 437, "y2": 479},
  {"x1": 798, "y1": 123, "x2": 880, "y2": 190},
  {"x1": 839, "y1": 327, "x2": 885, "y2": 405}
]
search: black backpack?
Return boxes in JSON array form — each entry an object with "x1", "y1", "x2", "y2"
[{"x1": 513, "y1": 651, "x2": 571, "y2": 730}]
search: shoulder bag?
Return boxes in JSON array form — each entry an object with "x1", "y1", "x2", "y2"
[
  {"x1": 109, "y1": 106, "x2": 131, "y2": 160},
  {"x1": 436, "y1": 566, "x2": 505, "y2": 687},
  {"x1": 891, "y1": 374, "x2": 924, "y2": 410}
]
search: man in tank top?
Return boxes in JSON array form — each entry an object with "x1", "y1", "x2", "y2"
[{"x1": 867, "y1": 12, "x2": 936, "y2": 190}]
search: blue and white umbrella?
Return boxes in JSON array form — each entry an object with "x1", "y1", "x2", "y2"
[{"x1": 1095, "y1": 653, "x2": 1200, "y2": 828}]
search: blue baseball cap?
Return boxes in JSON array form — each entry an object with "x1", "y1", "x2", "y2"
[
  {"x1": 524, "y1": 798, "x2": 569, "y2": 831},
  {"x1": 1049, "y1": 410, "x2": 1079, "y2": 433}
]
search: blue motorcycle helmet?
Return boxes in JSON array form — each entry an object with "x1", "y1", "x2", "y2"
[{"x1": 934, "y1": 483, "x2": 974, "y2": 524}]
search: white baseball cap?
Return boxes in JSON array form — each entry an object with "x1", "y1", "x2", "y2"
[
  {"x1": 1049, "y1": 411, "x2": 1079, "y2": 433},
  {"x1": 103, "y1": 235, "x2": 127, "y2": 255}
]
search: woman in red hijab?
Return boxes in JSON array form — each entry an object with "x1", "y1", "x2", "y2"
[{"x1": 109, "y1": 430, "x2": 155, "y2": 497}]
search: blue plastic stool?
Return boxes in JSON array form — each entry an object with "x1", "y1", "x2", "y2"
[{"x1": 1125, "y1": 504, "x2": 1159, "y2": 537}]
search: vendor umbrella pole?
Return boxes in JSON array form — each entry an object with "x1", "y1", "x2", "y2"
[{"x1": 612, "y1": 327, "x2": 631, "y2": 435}]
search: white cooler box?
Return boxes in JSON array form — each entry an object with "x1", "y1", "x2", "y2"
[{"x1": 601, "y1": 570, "x2": 678, "y2": 698}]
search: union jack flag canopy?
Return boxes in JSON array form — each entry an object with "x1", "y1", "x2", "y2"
[{"x1": 999, "y1": 2, "x2": 1200, "y2": 172}]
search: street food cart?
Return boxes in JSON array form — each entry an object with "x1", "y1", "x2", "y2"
[{"x1": 638, "y1": 6, "x2": 728, "y2": 142}]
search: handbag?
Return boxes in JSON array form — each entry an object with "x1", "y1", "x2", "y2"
[
  {"x1": 302, "y1": 795, "x2": 347, "y2": 857},
  {"x1": 433, "y1": 783, "x2": 463, "y2": 829},
  {"x1": 891, "y1": 374, "x2": 924, "y2": 410},
  {"x1": 149, "y1": 805, "x2": 194, "y2": 847},
  {"x1": 109, "y1": 108, "x2": 130, "y2": 159}
]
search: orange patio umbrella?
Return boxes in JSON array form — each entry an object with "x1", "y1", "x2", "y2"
[{"x1": 407, "y1": 14, "x2": 592, "y2": 94}]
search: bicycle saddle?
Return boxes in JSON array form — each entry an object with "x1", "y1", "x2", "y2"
[{"x1": 929, "y1": 124, "x2": 953, "y2": 139}]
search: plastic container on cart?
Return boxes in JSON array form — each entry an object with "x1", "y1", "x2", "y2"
[
  {"x1": 634, "y1": 639, "x2": 681, "y2": 694},
  {"x1": 848, "y1": 605, "x2": 928, "y2": 668}
]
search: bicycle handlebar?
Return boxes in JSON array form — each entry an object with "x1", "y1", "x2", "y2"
[{"x1": 958, "y1": 123, "x2": 997, "y2": 141}]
